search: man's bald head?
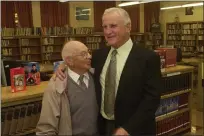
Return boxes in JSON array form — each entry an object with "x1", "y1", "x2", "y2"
[{"x1": 61, "y1": 40, "x2": 86, "y2": 61}]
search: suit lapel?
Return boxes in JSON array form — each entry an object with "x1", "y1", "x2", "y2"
[{"x1": 116, "y1": 44, "x2": 141, "y2": 98}]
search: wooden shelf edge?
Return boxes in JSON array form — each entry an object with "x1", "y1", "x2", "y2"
[
  {"x1": 161, "y1": 89, "x2": 191, "y2": 99},
  {"x1": 169, "y1": 125, "x2": 191, "y2": 136},
  {"x1": 2, "y1": 96, "x2": 42, "y2": 108},
  {"x1": 156, "y1": 108, "x2": 189, "y2": 122},
  {"x1": 16, "y1": 128, "x2": 36, "y2": 135},
  {"x1": 162, "y1": 68, "x2": 194, "y2": 77}
]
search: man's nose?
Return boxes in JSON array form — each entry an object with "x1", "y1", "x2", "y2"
[{"x1": 87, "y1": 53, "x2": 92, "y2": 59}]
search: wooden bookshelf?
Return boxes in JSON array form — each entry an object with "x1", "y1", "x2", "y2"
[
  {"x1": 2, "y1": 38, "x2": 21, "y2": 60},
  {"x1": 156, "y1": 108, "x2": 189, "y2": 122},
  {"x1": 145, "y1": 32, "x2": 163, "y2": 49},
  {"x1": 2, "y1": 27, "x2": 152, "y2": 64},
  {"x1": 166, "y1": 21, "x2": 204, "y2": 57},
  {"x1": 155, "y1": 65, "x2": 194, "y2": 136}
]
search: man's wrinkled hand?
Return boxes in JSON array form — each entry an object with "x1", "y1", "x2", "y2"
[{"x1": 114, "y1": 127, "x2": 129, "y2": 136}]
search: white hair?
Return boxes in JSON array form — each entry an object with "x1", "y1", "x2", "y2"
[{"x1": 103, "y1": 7, "x2": 131, "y2": 25}]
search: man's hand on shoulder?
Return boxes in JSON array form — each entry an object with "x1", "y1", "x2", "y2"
[{"x1": 52, "y1": 63, "x2": 66, "y2": 81}]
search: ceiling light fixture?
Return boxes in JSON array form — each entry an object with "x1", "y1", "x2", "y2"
[
  {"x1": 118, "y1": 1, "x2": 140, "y2": 7},
  {"x1": 161, "y1": 2, "x2": 203, "y2": 10}
]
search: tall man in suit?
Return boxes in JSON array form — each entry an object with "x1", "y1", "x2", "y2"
[{"x1": 56, "y1": 7, "x2": 162, "y2": 136}]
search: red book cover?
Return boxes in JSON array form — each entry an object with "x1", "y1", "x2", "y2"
[
  {"x1": 10, "y1": 67, "x2": 26, "y2": 93},
  {"x1": 156, "y1": 48, "x2": 177, "y2": 68},
  {"x1": 154, "y1": 50, "x2": 166, "y2": 72}
]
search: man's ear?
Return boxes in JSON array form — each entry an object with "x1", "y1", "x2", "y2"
[
  {"x1": 65, "y1": 57, "x2": 74, "y2": 66},
  {"x1": 126, "y1": 23, "x2": 131, "y2": 33}
]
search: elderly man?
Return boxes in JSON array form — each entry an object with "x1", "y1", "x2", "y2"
[
  {"x1": 36, "y1": 41, "x2": 98, "y2": 135},
  {"x1": 56, "y1": 7, "x2": 162, "y2": 136}
]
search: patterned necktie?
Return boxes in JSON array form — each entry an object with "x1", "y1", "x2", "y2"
[
  {"x1": 104, "y1": 50, "x2": 117, "y2": 118},
  {"x1": 79, "y1": 75, "x2": 87, "y2": 90}
]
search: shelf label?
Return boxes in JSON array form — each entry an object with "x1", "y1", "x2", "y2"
[{"x1": 167, "y1": 72, "x2": 181, "y2": 77}]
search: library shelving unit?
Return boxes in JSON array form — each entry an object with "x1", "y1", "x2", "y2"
[
  {"x1": 166, "y1": 21, "x2": 204, "y2": 57},
  {"x1": 1, "y1": 65, "x2": 194, "y2": 136},
  {"x1": 20, "y1": 36, "x2": 42, "y2": 62},
  {"x1": 131, "y1": 32, "x2": 145, "y2": 44},
  {"x1": 156, "y1": 65, "x2": 194, "y2": 136},
  {"x1": 145, "y1": 32, "x2": 163, "y2": 49},
  {"x1": 2, "y1": 36, "x2": 21, "y2": 60},
  {"x1": 1, "y1": 27, "x2": 150, "y2": 64},
  {"x1": 1, "y1": 28, "x2": 42, "y2": 62}
]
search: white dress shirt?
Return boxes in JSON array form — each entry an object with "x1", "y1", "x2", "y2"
[
  {"x1": 68, "y1": 68, "x2": 89, "y2": 88},
  {"x1": 100, "y1": 38, "x2": 133, "y2": 120}
]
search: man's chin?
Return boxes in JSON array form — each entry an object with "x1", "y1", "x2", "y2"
[{"x1": 107, "y1": 41, "x2": 117, "y2": 46}]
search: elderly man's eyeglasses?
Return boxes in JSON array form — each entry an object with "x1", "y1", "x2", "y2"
[{"x1": 74, "y1": 50, "x2": 92, "y2": 59}]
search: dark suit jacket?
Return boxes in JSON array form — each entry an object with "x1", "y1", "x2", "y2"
[{"x1": 92, "y1": 42, "x2": 163, "y2": 136}]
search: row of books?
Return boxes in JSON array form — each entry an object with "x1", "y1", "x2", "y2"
[
  {"x1": 182, "y1": 29, "x2": 197, "y2": 34},
  {"x1": 21, "y1": 48, "x2": 32, "y2": 54},
  {"x1": 21, "y1": 39, "x2": 30, "y2": 46},
  {"x1": 21, "y1": 55, "x2": 35, "y2": 61},
  {"x1": 197, "y1": 46, "x2": 204, "y2": 52},
  {"x1": 42, "y1": 38, "x2": 56, "y2": 45},
  {"x1": 182, "y1": 24, "x2": 198, "y2": 29},
  {"x1": 167, "y1": 41, "x2": 180, "y2": 46},
  {"x1": 41, "y1": 26, "x2": 73, "y2": 36},
  {"x1": 74, "y1": 27, "x2": 94, "y2": 35},
  {"x1": 1, "y1": 101, "x2": 42, "y2": 135},
  {"x1": 2, "y1": 40, "x2": 12, "y2": 47},
  {"x1": 1, "y1": 27, "x2": 94, "y2": 36},
  {"x1": 86, "y1": 37, "x2": 102, "y2": 43},
  {"x1": 42, "y1": 46, "x2": 55, "y2": 53},
  {"x1": 162, "y1": 73, "x2": 191, "y2": 93},
  {"x1": 146, "y1": 35, "x2": 163, "y2": 41},
  {"x1": 41, "y1": 27, "x2": 94, "y2": 35},
  {"x1": 167, "y1": 30, "x2": 182, "y2": 34},
  {"x1": 167, "y1": 23, "x2": 203, "y2": 29},
  {"x1": 2, "y1": 48, "x2": 13, "y2": 56},
  {"x1": 198, "y1": 36, "x2": 204, "y2": 40},
  {"x1": 168, "y1": 36, "x2": 200, "y2": 41},
  {"x1": 167, "y1": 24, "x2": 182, "y2": 30},
  {"x1": 198, "y1": 30, "x2": 204, "y2": 34},
  {"x1": 156, "y1": 111, "x2": 190, "y2": 136},
  {"x1": 181, "y1": 47, "x2": 195, "y2": 52},
  {"x1": 131, "y1": 35, "x2": 144, "y2": 41},
  {"x1": 180, "y1": 41, "x2": 196, "y2": 46},
  {"x1": 86, "y1": 43, "x2": 100, "y2": 50},
  {"x1": 178, "y1": 93, "x2": 189, "y2": 109},
  {"x1": 155, "y1": 93, "x2": 189, "y2": 117},
  {"x1": 168, "y1": 36, "x2": 181, "y2": 40},
  {"x1": 181, "y1": 35, "x2": 196, "y2": 40},
  {"x1": 155, "y1": 96, "x2": 179, "y2": 117},
  {"x1": 1, "y1": 28, "x2": 42, "y2": 37},
  {"x1": 198, "y1": 23, "x2": 204, "y2": 28}
]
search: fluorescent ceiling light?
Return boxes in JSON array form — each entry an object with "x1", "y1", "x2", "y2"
[
  {"x1": 182, "y1": 2, "x2": 203, "y2": 7},
  {"x1": 118, "y1": 2, "x2": 140, "y2": 7},
  {"x1": 59, "y1": 0, "x2": 69, "y2": 2},
  {"x1": 161, "y1": 5, "x2": 181, "y2": 10},
  {"x1": 161, "y1": 2, "x2": 203, "y2": 10}
]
